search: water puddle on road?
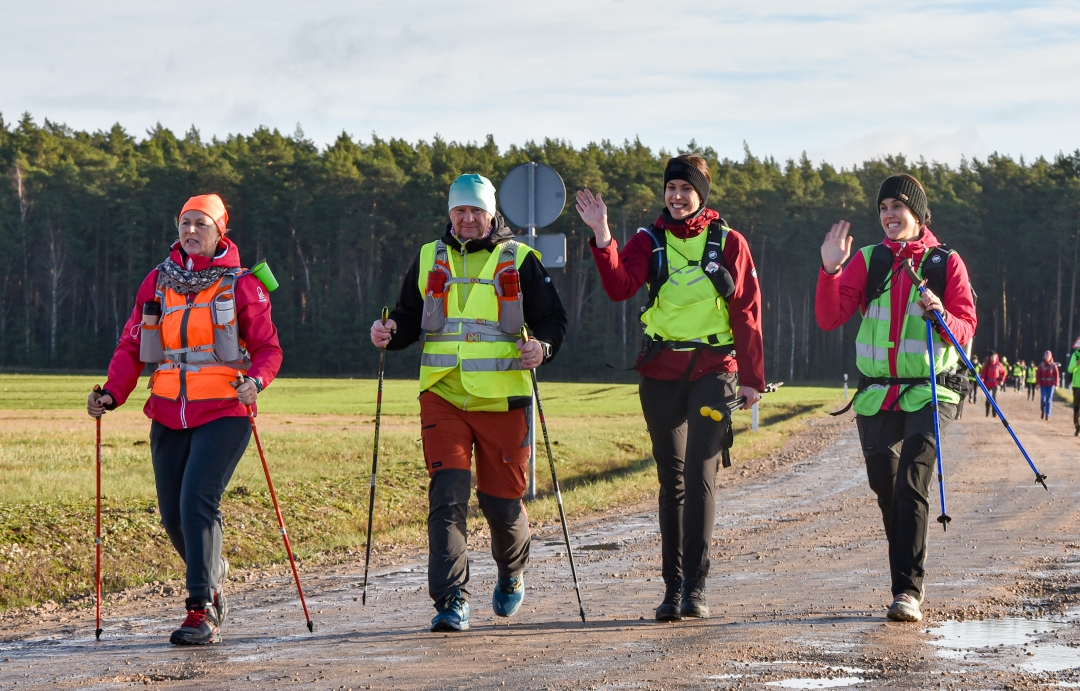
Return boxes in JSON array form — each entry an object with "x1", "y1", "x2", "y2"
[
  {"x1": 764, "y1": 679, "x2": 864, "y2": 689},
  {"x1": 708, "y1": 664, "x2": 867, "y2": 689},
  {"x1": 927, "y1": 616, "x2": 1078, "y2": 672}
]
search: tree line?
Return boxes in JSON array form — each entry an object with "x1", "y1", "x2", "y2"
[{"x1": 1, "y1": 112, "x2": 1078, "y2": 383}]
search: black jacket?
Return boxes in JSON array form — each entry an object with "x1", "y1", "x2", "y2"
[{"x1": 386, "y1": 214, "x2": 567, "y2": 363}]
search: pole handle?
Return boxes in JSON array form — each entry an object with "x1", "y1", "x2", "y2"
[
  {"x1": 901, "y1": 258, "x2": 926, "y2": 290},
  {"x1": 381, "y1": 306, "x2": 389, "y2": 324}
]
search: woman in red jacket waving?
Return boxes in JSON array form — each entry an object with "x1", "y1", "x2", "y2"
[
  {"x1": 86, "y1": 194, "x2": 282, "y2": 646},
  {"x1": 576, "y1": 155, "x2": 765, "y2": 622},
  {"x1": 816, "y1": 174, "x2": 977, "y2": 623}
]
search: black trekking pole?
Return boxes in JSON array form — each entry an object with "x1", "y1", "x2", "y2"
[
  {"x1": 238, "y1": 373, "x2": 315, "y2": 632},
  {"x1": 901, "y1": 260, "x2": 1048, "y2": 491},
  {"x1": 92, "y1": 386, "x2": 104, "y2": 640},
  {"x1": 923, "y1": 318, "x2": 952, "y2": 531},
  {"x1": 522, "y1": 327, "x2": 586, "y2": 623},
  {"x1": 362, "y1": 307, "x2": 389, "y2": 606}
]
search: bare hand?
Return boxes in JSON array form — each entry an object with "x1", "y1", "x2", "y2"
[
  {"x1": 231, "y1": 377, "x2": 259, "y2": 406},
  {"x1": 517, "y1": 338, "x2": 544, "y2": 370},
  {"x1": 87, "y1": 390, "x2": 113, "y2": 419},
  {"x1": 821, "y1": 220, "x2": 853, "y2": 274},
  {"x1": 738, "y1": 385, "x2": 761, "y2": 411},
  {"x1": 370, "y1": 318, "x2": 397, "y2": 348},
  {"x1": 574, "y1": 189, "x2": 612, "y2": 248},
  {"x1": 917, "y1": 288, "x2": 943, "y2": 315}
]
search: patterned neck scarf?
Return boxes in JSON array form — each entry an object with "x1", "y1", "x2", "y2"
[{"x1": 156, "y1": 258, "x2": 230, "y2": 295}]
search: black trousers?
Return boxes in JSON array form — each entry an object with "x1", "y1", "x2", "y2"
[
  {"x1": 856, "y1": 402, "x2": 955, "y2": 600},
  {"x1": 1073, "y1": 386, "x2": 1080, "y2": 428},
  {"x1": 985, "y1": 385, "x2": 999, "y2": 417},
  {"x1": 639, "y1": 372, "x2": 737, "y2": 588},
  {"x1": 150, "y1": 416, "x2": 251, "y2": 602},
  {"x1": 427, "y1": 469, "x2": 530, "y2": 609}
]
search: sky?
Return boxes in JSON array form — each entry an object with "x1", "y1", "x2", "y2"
[{"x1": 2, "y1": 0, "x2": 1079, "y2": 167}]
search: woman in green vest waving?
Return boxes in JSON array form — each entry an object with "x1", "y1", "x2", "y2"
[
  {"x1": 576, "y1": 154, "x2": 766, "y2": 622},
  {"x1": 816, "y1": 174, "x2": 977, "y2": 623}
]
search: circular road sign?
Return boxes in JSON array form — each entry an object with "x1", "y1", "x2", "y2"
[{"x1": 498, "y1": 162, "x2": 566, "y2": 229}]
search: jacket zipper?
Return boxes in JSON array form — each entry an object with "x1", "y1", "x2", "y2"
[{"x1": 178, "y1": 294, "x2": 193, "y2": 429}]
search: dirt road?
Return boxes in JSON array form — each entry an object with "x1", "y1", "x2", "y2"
[{"x1": 3, "y1": 390, "x2": 1079, "y2": 689}]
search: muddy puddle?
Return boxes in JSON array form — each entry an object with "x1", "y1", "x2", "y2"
[{"x1": 927, "y1": 609, "x2": 1080, "y2": 673}]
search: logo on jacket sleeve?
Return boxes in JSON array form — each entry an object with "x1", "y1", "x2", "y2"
[{"x1": 257, "y1": 286, "x2": 267, "y2": 303}]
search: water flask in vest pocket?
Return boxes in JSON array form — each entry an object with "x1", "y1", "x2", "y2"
[
  {"x1": 213, "y1": 295, "x2": 243, "y2": 363},
  {"x1": 421, "y1": 270, "x2": 449, "y2": 332},
  {"x1": 497, "y1": 269, "x2": 524, "y2": 335},
  {"x1": 139, "y1": 301, "x2": 165, "y2": 363}
]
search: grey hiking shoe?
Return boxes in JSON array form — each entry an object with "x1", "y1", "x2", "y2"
[
  {"x1": 170, "y1": 599, "x2": 221, "y2": 645},
  {"x1": 886, "y1": 593, "x2": 922, "y2": 622},
  {"x1": 431, "y1": 591, "x2": 470, "y2": 632},
  {"x1": 213, "y1": 557, "x2": 229, "y2": 626}
]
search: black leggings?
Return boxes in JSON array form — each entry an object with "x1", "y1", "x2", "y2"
[
  {"x1": 639, "y1": 373, "x2": 737, "y2": 588},
  {"x1": 150, "y1": 416, "x2": 251, "y2": 602},
  {"x1": 856, "y1": 403, "x2": 954, "y2": 600}
]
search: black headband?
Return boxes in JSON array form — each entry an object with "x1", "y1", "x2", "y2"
[
  {"x1": 877, "y1": 176, "x2": 928, "y2": 226},
  {"x1": 664, "y1": 161, "x2": 710, "y2": 207}
]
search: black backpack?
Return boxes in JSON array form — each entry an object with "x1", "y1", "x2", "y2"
[
  {"x1": 864, "y1": 243, "x2": 977, "y2": 308},
  {"x1": 639, "y1": 220, "x2": 736, "y2": 313}
]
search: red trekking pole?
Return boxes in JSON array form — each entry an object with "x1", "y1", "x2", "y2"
[
  {"x1": 92, "y1": 386, "x2": 104, "y2": 640},
  {"x1": 237, "y1": 374, "x2": 314, "y2": 632}
]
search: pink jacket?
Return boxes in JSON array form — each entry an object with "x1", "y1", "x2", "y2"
[{"x1": 103, "y1": 238, "x2": 283, "y2": 429}]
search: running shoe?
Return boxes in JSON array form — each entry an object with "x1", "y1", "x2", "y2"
[
  {"x1": 492, "y1": 576, "x2": 524, "y2": 618},
  {"x1": 886, "y1": 593, "x2": 922, "y2": 622},
  {"x1": 431, "y1": 591, "x2": 469, "y2": 632},
  {"x1": 170, "y1": 600, "x2": 221, "y2": 645}
]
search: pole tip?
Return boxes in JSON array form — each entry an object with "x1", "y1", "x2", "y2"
[
  {"x1": 579, "y1": 610, "x2": 586, "y2": 623},
  {"x1": 307, "y1": 621, "x2": 314, "y2": 633},
  {"x1": 95, "y1": 628, "x2": 103, "y2": 640},
  {"x1": 1036, "y1": 473, "x2": 1049, "y2": 491}
]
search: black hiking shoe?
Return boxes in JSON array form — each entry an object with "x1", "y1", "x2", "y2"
[
  {"x1": 213, "y1": 557, "x2": 230, "y2": 626},
  {"x1": 170, "y1": 599, "x2": 221, "y2": 645},
  {"x1": 680, "y1": 579, "x2": 709, "y2": 619},
  {"x1": 655, "y1": 582, "x2": 682, "y2": 622}
]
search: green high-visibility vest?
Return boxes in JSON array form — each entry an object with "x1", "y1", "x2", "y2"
[
  {"x1": 417, "y1": 239, "x2": 534, "y2": 400},
  {"x1": 640, "y1": 228, "x2": 733, "y2": 345},
  {"x1": 853, "y1": 246, "x2": 961, "y2": 415},
  {"x1": 1026, "y1": 366, "x2": 1037, "y2": 384}
]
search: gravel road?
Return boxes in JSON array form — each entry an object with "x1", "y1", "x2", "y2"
[{"x1": 3, "y1": 390, "x2": 1078, "y2": 689}]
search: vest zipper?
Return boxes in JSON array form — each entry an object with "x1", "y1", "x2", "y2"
[{"x1": 178, "y1": 294, "x2": 193, "y2": 429}]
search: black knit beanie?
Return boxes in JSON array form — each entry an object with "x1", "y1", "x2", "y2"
[
  {"x1": 877, "y1": 175, "x2": 928, "y2": 226},
  {"x1": 664, "y1": 160, "x2": 710, "y2": 208}
]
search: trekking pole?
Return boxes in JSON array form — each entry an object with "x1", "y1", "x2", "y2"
[
  {"x1": 522, "y1": 327, "x2": 586, "y2": 623},
  {"x1": 699, "y1": 382, "x2": 784, "y2": 421},
  {"x1": 237, "y1": 373, "x2": 314, "y2": 632},
  {"x1": 361, "y1": 307, "x2": 389, "y2": 606},
  {"x1": 923, "y1": 319, "x2": 952, "y2": 531},
  {"x1": 92, "y1": 385, "x2": 104, "y2": 641},
  {"x1": 901, "y1": 260, "x2": 1048, "y2": 491}
]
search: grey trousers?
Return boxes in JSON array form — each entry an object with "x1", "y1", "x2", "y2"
[
  {"x1": 427, "y1": 469, "x2": 530, "y2": 609},
  {"x1": 150, "y1": 416, "x2": 251, "y2": 603}
]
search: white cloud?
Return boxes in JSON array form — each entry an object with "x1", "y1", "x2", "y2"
[{"x1": 1, "y1": 0, "x2": 1078, "y2": 165}]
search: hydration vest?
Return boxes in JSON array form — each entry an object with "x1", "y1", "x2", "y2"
[
  {"x1": 849, "y1": 245, "x2": 963, "y2": 415},
  {"x1": 142, "y1": 269, "x2": 249, "y2": 404},
  {"x1": 417, "y1": 239, "x2": 534, "y2": 400},
  {"x1": 637, "y1": 220, "x2": 735, "y2": 350}
]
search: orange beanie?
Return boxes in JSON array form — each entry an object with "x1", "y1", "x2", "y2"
[{"x1": 179, "y1": 194, "x2": 229, "y2": 234}]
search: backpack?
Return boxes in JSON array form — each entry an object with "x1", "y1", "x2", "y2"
[{"x1": 639, "y1": 219, "x2": 736, "y2": 314}]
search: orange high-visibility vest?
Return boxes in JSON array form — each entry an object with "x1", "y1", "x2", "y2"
[{"x1": 147, "y1": 269, "x2": 249, "y2": 402}]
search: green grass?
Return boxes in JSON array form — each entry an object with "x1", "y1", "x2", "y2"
[{"x1": 0, "y1": 375, "x2": 840, "y2": 610}]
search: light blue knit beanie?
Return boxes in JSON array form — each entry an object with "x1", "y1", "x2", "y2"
[{"x1": 447, "y1": 174, "x2": 497, "y2": 216}]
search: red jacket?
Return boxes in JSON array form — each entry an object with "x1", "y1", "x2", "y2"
[
  {"x1": 816, "y1": 228, "x2": 977, "y2": 411},
  {"x1": 1037, "y1": 361, "x2": 1060, "y2": 387},
  {"x1": 981, "y1": 360, "x2": 1006, "y2": 389},
  {"x1": 103, "y1": 238, "x2": 283, "y2": 429},
  {"x1": 589, "y1": 212, "x2": 765, "y2": 390}
]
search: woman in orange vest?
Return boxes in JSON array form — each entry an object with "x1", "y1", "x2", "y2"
[{"x1": 86, "y1": 194, "x2": 283, "y2": 645}]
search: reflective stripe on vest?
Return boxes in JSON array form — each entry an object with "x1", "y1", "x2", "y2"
[
  {"x1": 150, "y1": 270, "x2": 249, "y2": 403},
  {"x1": 640, "y1": 228, "x2": 733, "y2": 345},
  {"x1": 853, "y1": 246, "x2": 960, "y2": 414},
  {"x1": 416, "y1": 240, "x2": 534, "y2": 398}
]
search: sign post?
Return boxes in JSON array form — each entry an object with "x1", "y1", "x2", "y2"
[{"x1": 499, "y1": 162, "x2": 567, "y2": 499}]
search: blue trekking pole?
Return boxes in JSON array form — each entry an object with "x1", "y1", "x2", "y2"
[
  {"x1": 902, "y1": 260, "x2": 1048, "y2": 492},
  {"x1": 923, "y1": 319, "x2": 952, "y2": 531}
]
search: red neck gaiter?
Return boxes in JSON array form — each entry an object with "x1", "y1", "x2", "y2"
[{"x1": 654, "y1": 207, "x2": 720, "y2": 239}]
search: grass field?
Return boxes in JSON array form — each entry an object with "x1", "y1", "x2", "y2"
[{"x1": 0, "y1": 374, "x2": 841, "y2": 610}]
